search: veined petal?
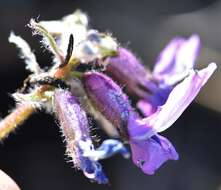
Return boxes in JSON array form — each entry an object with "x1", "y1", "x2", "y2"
[
  {"x1": 130, "y1": 134, "x2": 178, "y2": 175},
  {"x1": 145, "y1": 63, "x2": 217, "y2": 133},
  {"x1": 154, "y1": 35, "x2": 201, "y2": 85}
]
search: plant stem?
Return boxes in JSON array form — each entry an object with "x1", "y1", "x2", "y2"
[{"x1": 0, "y1": 103, "x2": 35, "y2": 140}]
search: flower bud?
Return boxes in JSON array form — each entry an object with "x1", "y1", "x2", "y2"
[
  {"x1": 53, "y1": 89, "x2": 108, "y2": 184},
  {"x1": 105, "y1": 47, "x2": 158, "y2": 100},
  {"x1": 83, "y1": 71, "x2": 133, "y2": 139}
]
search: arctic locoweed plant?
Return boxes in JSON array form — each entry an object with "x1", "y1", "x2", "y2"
[{"x1": 0, "y1": 10, "x2": 217, "y2": 184}]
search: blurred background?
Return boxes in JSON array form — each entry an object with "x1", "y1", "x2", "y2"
[{"x1": 0, "y1": 0, "x2": 221, "y2": 189}]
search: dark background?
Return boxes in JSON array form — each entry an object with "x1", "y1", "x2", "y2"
[{"x1": 0, "y1": 0, "x2": 221, "y2": 190}]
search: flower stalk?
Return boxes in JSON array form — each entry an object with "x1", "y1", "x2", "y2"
[{"x1": 0, "y1": 103, "x2": 35, "y2": 139}]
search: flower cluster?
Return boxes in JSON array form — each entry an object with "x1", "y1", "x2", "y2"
[{"x1": 0, "y1": 10, "x2": 216, "y2": 184}]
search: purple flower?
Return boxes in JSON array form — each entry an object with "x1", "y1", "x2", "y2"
[
  {"x1": 137, "y1": 35, "x2": 206, "y2": 117},
  {"x1": 83, "y1": 71, "x2": 133, "y2": 139},
  {"x1": 105, "y1": 47, "x2": 173, "y2": 116},
  {"x1": 54, "y1": 89, "x2": 108, "y2": 184},
  {"x1": 105, "y1": 35, "x2": 203, "y2": 116},
  {"x1": 83, "y1": 72, "x2": 177, "y2": 174},
  {"x1": 141, "y1": 63, "x2": 217, "y2": 133},
  {"x1": 105, "y1": 47, "x2": 158, "y2": 100},
  {"x1": 83, "y1": 59, "x2": 216, "y2": 174},
  {"x1": 54, "y1": 89, "x2": 129, "y2": 183},
  {"x1": 129, "y1": 63, "x2": 216, "y2": 174}
]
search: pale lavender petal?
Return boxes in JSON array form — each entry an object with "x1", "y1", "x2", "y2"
[
  {"x1": 153, "y1": 35, "x2": 201, "y2": 85},
  {"x1": 130, "y1": 134, "x2": 178, "y2": 175},
  {"x1": 153, "y1": 37, "x2": 184, "y2": 77},
  {"x1": 144, "y1": 63, "x2": 217, "y2": 133},
  {"x1": 175, "y1": 34, "x2": 201, "y2": 72}
]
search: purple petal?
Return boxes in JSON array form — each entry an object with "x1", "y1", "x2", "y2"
[
  {"x1": 145, "y1": 63, "x2": 217, "y2": 133},
  {"x1": 153, "y1": 35, "x2": 201, "y2": 85},
  {"x1": 130, "y1": 134, "x2": 178, "y2": 175},
  {"x1": 127, "y1": 115, "x2": 154, "y2": 141}
]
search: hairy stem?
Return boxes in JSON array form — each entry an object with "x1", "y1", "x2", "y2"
[{"x1": 0, "y1": 103, "x2": 35, "y2": 140}]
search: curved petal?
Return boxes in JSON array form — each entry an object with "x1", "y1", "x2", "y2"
[
  {"x1": 130, "y1": 134, "x2": 178, "y2": 175},
  {"x1": 154, "y1": 35, "x2": 201, "y2": 85},
  {"x1": 145, "y1": 63, "x2": 217, "y2": 133}
]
